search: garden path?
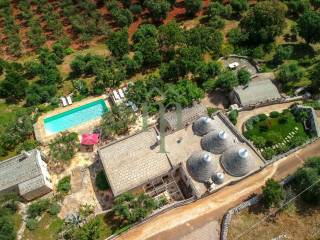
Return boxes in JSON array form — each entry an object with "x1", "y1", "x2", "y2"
[{"x1": 236, "y1": 102, "x2": 299, "y2": 133}]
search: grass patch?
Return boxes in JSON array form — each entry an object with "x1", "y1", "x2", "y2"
[
  {"x1": 245, "y1": 111, "x2": 308, "y2": 146},
  {"x1": 228, "y1": 201, "x2": 320, "y2": 240},
  {"x1": 244, "y1": 110, "x2": 310, "y2": 159},
  {"x1": 96, "y1": 214, "x2": 113, "y2": 240},
  {"x1": 23, "y1": 213, "x2": 63, "y2": 240},
  {"x1": 0, "y1": 102, "x2": 19, "y2": 133}
]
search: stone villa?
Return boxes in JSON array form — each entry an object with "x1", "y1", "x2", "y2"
[
  {"x1": 0, "y1": 149, "x2": 53, "y2": 201},
  {"x1": 99, "y1": 104, "x2": 265, "y2": 201}
]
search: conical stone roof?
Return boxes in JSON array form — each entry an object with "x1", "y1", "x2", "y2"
[
  {"x1": 201, "y1": 130, "x2": 233, "y2": 154},
  {"x1": 192, "y1": 117, "x2": 215, "y2": 136},
  {"x1": 186, "y1": 151, "x2": 218, "y2": 183},
  {"x1": 220, "y1": 147, "x2": 254, "y2": 177},
  {"x1": 212, "y1": 172, "x2": 225, "y2": 184}
]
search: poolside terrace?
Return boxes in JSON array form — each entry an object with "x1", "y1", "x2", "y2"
[{"x1": 34, "y1": 95, "x2": 111, "y2": 144}]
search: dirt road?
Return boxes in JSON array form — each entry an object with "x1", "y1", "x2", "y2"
[
  {"x1": 115, "y1": 140, "x2": 320, "y2": 240},
  {"x1": 236, "y1": 102, "x2": 298, "y2": 132}
]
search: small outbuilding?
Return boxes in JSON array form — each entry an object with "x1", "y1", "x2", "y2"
[
  {"x1": 0, "y1": 149, "x2": 53, "y2": 201},
  {"x1": 230, "y1": 79, "x2": 281, "y2": 107}
]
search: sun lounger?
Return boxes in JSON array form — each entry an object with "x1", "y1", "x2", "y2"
[
  {"x1": 118, "y1": 89, "x2": 125, "y2": 98},
  {"x1": 66, "y1": 95, "x2": 73, "y2": 105},
  {"x1": 61, "y1": 97, "x2": 67, "y2": 107}
]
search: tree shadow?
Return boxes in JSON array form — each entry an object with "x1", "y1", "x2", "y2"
[
  {"x1": 285, "y1": 43, "x2": 315, "y2": 60},
  {"x1": 294, "y1": 198, "x2": 320, "y2": 217},
  {"x1": 88, "y1": 156, "x2": 114, "y2": 211}
]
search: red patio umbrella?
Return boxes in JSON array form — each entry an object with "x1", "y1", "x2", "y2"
[{"x1": 81, "y1": 133, "x2": 100, "y2": 145}]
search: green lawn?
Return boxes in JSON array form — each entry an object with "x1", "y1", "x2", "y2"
[
  {"x1": 245, "y1": 111, "x2": 308, "y2": 144},
  {"x1": 22, "y1": 214, "x2": 63, "y2": 240},
  {"x1": 244, "y1": 110, "x2": 310, "y2": 159},
  {"x1": 0, "y1": 102, "x2": 19, "y2": 132}
]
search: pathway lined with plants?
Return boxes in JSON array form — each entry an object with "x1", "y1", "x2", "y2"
[{"x1": 236, "y1": 102, "x2": 299, "y2": 132}]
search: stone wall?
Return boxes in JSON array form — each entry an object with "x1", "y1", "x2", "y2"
[
  {"x1": 105, "y1": 197, "x2": 196, "y2": 240},
  {"x1": 220, "y1": 175, "x2": 296, "y2": 240}
]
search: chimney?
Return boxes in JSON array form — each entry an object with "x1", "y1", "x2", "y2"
[{"x1": 21, "y1": 150, "x2": 31, "y2": 158}]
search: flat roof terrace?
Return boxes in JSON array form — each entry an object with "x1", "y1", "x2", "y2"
[{"x1": 165, "y1": 113, "x2": 265, "y2": 194}]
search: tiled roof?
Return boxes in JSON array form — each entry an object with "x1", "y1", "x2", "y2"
[
  {"x1": 233, "y1": 79, "x2": 281, "y2": 106},
  {"x1": 0, "y1": 149, "x2": 43, "y2": 192},
  {"x1": 99, "y1": 128, "x2": 172, "y2": 196}
]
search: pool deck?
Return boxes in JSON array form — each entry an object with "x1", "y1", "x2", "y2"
[{"x1": 34, "y1": 95, "x2": 111, "y2": 144}]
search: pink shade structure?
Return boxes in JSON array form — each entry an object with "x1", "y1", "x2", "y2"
[{"x1": 81, "y1": 133, "x2": 100, "y2": 145}]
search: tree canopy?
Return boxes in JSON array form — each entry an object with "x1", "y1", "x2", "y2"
[
  {"x1": 297, "y1": 11, "x2": 320, "y2": 44},
  {"x1": 239, "y1": 1, "x2": 287, "y2": 44},
  {"x1": 106, "y1": 28, "x2": 129, "y2": 58},
  {"x1": 185, "y1": 0, "x2": 202, "y2": 16},
  {"x1": 262, "y1": 178, "x2": 285, "y2": 208},
  {"x1": 293, "y1": 157, "x2": 320, "y2": 204},
  {"x1": 100, "y1": 104, "x2": 137, "y2": 139}
]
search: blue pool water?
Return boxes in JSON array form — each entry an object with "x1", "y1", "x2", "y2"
[{"x1": 44, "y1": 99, "x2": 108, "y2": 134}]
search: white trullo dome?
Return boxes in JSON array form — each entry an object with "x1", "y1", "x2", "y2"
[
  {"x1": 192, "y1": 117, "x2": 215, "y2": 136},
  {"x1": 212, "y1": 172, "x2": 225, "y2": 184},
  {"x1": 186, "y1": 151, "x2": 218, "y2": 183},
  {"x1": 201, "y1": 130, "x2": 233, "y2": 154},
  {"x1": 220, "y1": 147, "x2": 254, "y2": 177}
]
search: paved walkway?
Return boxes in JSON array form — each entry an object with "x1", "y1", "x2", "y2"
[
  {"x1": 115, "y1": 140, "x2": 320, "y2": 240},
  {"x1": 236, "y1": 102, "x2": 298, "y2": 132}
]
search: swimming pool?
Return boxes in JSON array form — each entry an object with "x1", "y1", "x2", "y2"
[{"x1": 44, "y1": 99, "x2": 108, "y2": 135}]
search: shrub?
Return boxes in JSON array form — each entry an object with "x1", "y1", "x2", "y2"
[
  {"x1": 95, "y1": 171, "x2": 110, "y2": 191},
  {"x1": 130, "y1": 4, "x2": 142, "y2": 15},
  {"x1": 57, "y1": 176, "x2": 71, "y2": 194},
  {"x1": 26, "y1": 218, "x2": 38, "y2": 231},
  {"x1": 48, "y1": 202, "x2": 61, "y2": 215},
  {"x1": 262, "y1": 179, "x2": 284, "y2": 208},
  {"x1": 278, "y1": 116, "x2": 288, "y2": 124},
  {"x1": 252, "y1": 136, "x2": 266, "y2": 148},
  {"x1": 237, "y1": 68, "x2": 251, "y2": 85},
  {"x1": 27, "y1": 199, "x2": 50, "y2": 218},
  {"x1": 269, "y1": 111, "x2": 280, "y2": 118},
  {"x1": 259, "y1": 123, "x2": 270, "y2": 132},
  {"x1": 157, "y1": 196, "x2": 168, "y2": 208},
  {"x1": 265, "y1": 131, "x2": 282, "y2": 146},
  {"x1": 262, "y1": 148, "x2": 276, "y2": 160},
  {"x1": 257, "y1": 114, "x2": 268, "y2": 121},
  {"x1": 228, "y1": 110, "x2": 238, "y2": 125},
  {"x1": 207, "y1": 107, "x2": 219, "y2": 116},
  {"x1": 49, "y1": 132, "x2": 79, "y2": 162}
]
